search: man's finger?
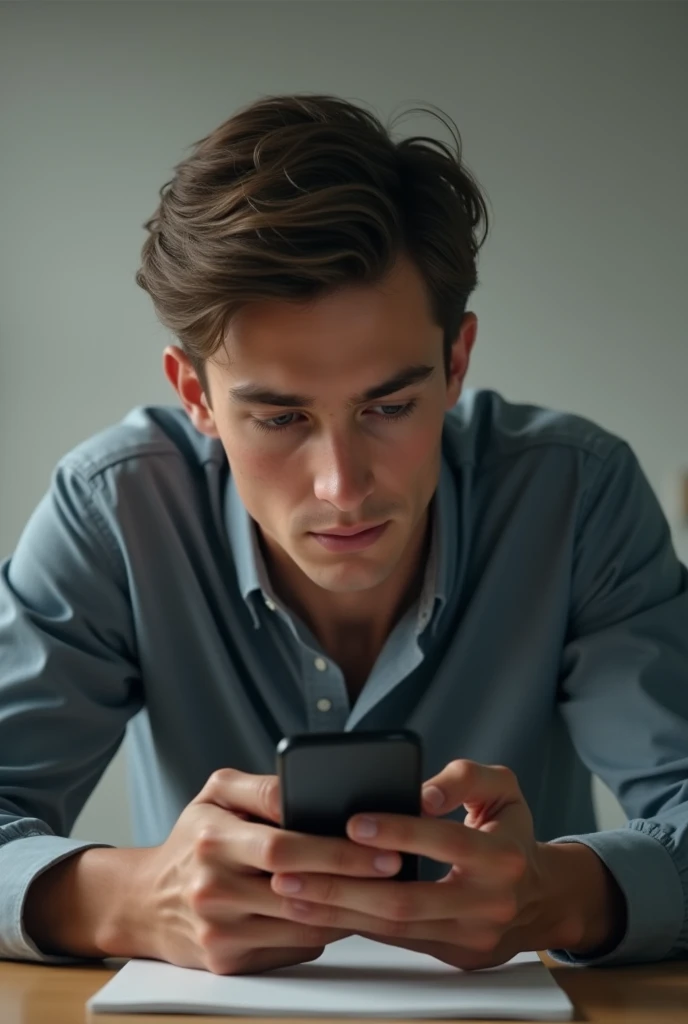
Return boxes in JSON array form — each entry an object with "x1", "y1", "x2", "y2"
[
  {"x1": 421, "y1": 760, "x2": 526, "y2": 824},
  {"x1": 212, "y1": 913, "x2": 351, "y2": 950},
  {"x1": 271, "y1": 873, "x2": 515, "y2": 924},
  {"x1": 228, "y1": 945, "x2": 328, "y2": 976},
  {"x1": 345, "y1": 812, "x2": 519, "y2": 876},
  {"x1": 193, "y1": 768, "x2": 282, "y2": 824},
  {"x1": 358, "y1": 934, "x2": 503, "y2": 972},
  {"x1": 419, "y1": 761, "x2": 532, "y2": 831},
  {"x1": 193, "y1": 869, "x2": 354, "y2": 939},
  {"x1": 280, "y1": 898, "x2": 501, "y2": 948},
  {"x1": 195, "y1": 816, "x2": 403, "y2": 878}
]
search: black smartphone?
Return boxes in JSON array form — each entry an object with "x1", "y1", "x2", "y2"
[{"x1": 276, "y1": 729, "x2": 422, "y2": 881}]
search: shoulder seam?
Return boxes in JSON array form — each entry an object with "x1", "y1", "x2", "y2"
[
  {"x1": 61, "y1": 442, "x2": 223, "y2": 484},
  {"x1": 65, "y1": 465, "x2": 126, "y2": 578},
  {"x1": 577, "y1": 439, "x2": 632, "y2": 524},
  {"x1": 473, "y1": 434, "x2": 626, "y2": 472}
]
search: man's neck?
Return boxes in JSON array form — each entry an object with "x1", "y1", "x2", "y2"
[{"x1": 259, "y1": 511, "x2": 432, "y2": 665}]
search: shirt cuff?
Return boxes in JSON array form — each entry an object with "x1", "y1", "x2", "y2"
[
  {"x1": 0, "y1": 833, "x2": 114, "y2": 964},
  {"x1": 546, "y1": 823, "x2": 685, "y2": 966}
]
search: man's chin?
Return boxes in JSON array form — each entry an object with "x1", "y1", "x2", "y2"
[{"x1": 300, "y1": 560, "x2": 390, "y2": 595}]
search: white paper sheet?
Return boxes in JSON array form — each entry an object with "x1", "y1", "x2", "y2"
[{"x1": 87, "y1": 935, "x2": 573, "y2": 1019}]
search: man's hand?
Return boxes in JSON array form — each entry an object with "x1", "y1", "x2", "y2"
[
  {"x1": 118, "y1": 768, "x2": 403, "y2": 975},
  {"x1": 270, "y1": 759, "x2": 626, "y2": 971}
]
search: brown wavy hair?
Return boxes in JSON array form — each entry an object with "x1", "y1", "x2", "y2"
[{"x1": 135, "y1": 93, "x2": 490, "y2": 394}]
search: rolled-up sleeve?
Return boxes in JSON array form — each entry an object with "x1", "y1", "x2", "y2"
[
  {"x1": 0, "y1": 457, "x2": 143, "y2": 962},
  {"x1": 548, "y1": 441, "x2": 688, "y2": 966}
]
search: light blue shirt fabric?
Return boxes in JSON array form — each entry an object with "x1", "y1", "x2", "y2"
[{"x1": 1, "y1": 389, "x2": 687, "y2": 968}]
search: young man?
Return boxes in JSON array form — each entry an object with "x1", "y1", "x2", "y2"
[{"x1": 1, "y1": 94, "x2": 687, "y2": 976}]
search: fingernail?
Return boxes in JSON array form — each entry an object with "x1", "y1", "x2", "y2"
[
  {"x1": 374, "y1": 854, "x2": 400, "y2": 874},
  {"x1": 352, "y1": 816, "x2": 378, "y2": 839},
  {"x1": 275, "y1": 874, "x2": 303, "y2": 894},
  {"x1": 423, "y1": 785, "x2": 445, "y2": 811}
]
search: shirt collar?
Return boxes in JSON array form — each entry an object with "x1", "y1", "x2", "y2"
[
  {"x1": 418, "y1": 453, "x2": 456, "y2": 637},
  {"x1": 226, "y1": 476, "x2": 277, "y2": 629},
  {"x1": 225, "y1": 452, "x2": 457, "y2": 636}
]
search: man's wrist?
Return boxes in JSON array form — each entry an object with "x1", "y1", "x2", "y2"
[
  {"x1": 23, "y1": 846, "x2": 152, "y2": 959},
  {"x1": 537, "y1": 841, "x2": 627, "y2": 957}
]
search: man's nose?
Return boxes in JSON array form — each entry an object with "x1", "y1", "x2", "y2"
[{"x1": 311, "y1": 432, "x2": 374, "y2": 511}]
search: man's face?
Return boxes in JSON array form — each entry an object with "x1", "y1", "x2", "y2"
[{"x1": 184, "y1": 256, "x2": 475, "y2": 595}]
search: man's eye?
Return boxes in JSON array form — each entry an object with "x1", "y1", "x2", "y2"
[
  {"x1": 370, "y1": 400, "x2": 417, "y2": 420},
  {"x1": 251, "y1": 400, "x2": 417, "y2": 435},
  {"x1": 252, "y1": 413, "x2": 298, "y2": 433}
]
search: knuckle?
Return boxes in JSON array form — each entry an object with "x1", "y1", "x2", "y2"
[
  {"x1": 393, "y1": 818, "x2": 414, "y2": 846},
  {"x1": 258, "y1": 775, "x2": 278, "y2": 818},
  {"x1": 511, "y1": 854, "x2": 528, "y2": 881},
  {"x1": 194, "y1": 825, "x2": 220, "y2": 863},
  {"x1": 491, "y1": 764, "x2": 522, "y2": 798},
  {"x1": 490, "y1": 896, "x2": 518, "y2": 925},
  {"x1": 186, "y1": 876, "x2": 214, "y2": 914},
  {"x1": 258, "y1": 831, "x2": 289, "y2": 871},
  {"x1": 447, "y1": 758, "x2": 474, "y2": 781},
  {"x1": 196, "y1": 920, "x2": 224, "y2": 952},
  {"x1": 329, "y1": 843, "x2": 352, "y2": 876},
  {"x1": 384, "y1": 892, "x2": 414, "y2": 922},
  {"x1": 205, "y1": 768, "x2": 236, "y2": 800},
  {"x1": 501, "y1": 847, "x2": 527, "y2": 881},
  {"x1": 321, "y1": 873, "x2": 341, "y2": 905}
]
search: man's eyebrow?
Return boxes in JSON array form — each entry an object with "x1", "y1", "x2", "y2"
[
  {"x1": 228, "y1": 364, "x2": 435, "y2": 408},
  {"x1": 356, "y1": 364, "x2": 435, "y2": 404}
]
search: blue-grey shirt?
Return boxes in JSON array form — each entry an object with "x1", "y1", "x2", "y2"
[{"x1": 1, "y1": 389, "x2": 687, "y2": 968}]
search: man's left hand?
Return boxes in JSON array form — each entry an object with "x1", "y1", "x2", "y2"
[{"x1": 270, "y1": 759, "x2": 594, "y2": 970}]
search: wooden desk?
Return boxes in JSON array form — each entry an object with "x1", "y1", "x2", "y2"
[{"x1": 1, "y1": 953, "x2": 687, "y2": 1023}]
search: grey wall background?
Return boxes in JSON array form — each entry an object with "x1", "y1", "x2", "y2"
[{"x1": 1, "y1": 1, "x2": 686, "y2": 848}]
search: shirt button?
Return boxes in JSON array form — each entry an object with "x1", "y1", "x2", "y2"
[
  {"x1": 264, "y1": 597, "x2": 276, "y2": 611},
  {"x1": 316, "y1": 698, "x2": 332, "y2": 712},
  {"x1": 314, "y1": 656, "x2": 328, "y2": 671}
]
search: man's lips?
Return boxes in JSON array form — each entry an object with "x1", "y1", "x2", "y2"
[
  {"x1": 311, "y1": 522, "x2": 387, "y2": 537},
  {"x1": 308, "y1": 522, "x2": 390, "y2": 552}
]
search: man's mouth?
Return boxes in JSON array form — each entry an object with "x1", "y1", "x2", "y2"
[{"x1": 308, "y1": 522, "x2": 390, "y2": 551}]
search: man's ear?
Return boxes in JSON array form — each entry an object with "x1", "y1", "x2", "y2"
[
  {"x1": 163, "y1": 346, "x2": 219, "y2": 437},
  {"x1": 446, "y1": 313, "x2": 477, "y2": 408}
]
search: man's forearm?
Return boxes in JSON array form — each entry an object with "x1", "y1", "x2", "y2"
[
  {"x1": 23, "y1": 846, "x2": 151, "y2": 959},
  {"x1": 536, "y1": 841, "x2": 627, "y2": 957}
]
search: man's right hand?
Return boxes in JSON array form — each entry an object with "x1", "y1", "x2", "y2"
[{"x1": 24, "y1": 768, "x2": 402, "y2": 975}]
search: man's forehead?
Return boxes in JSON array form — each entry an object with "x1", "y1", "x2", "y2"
[
  {"x1": 219, "y1": 262, "x2": 438, "y2": 360},
  {"x1": 213, "y1": 315, "x2": 442, "y2": 376}
]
